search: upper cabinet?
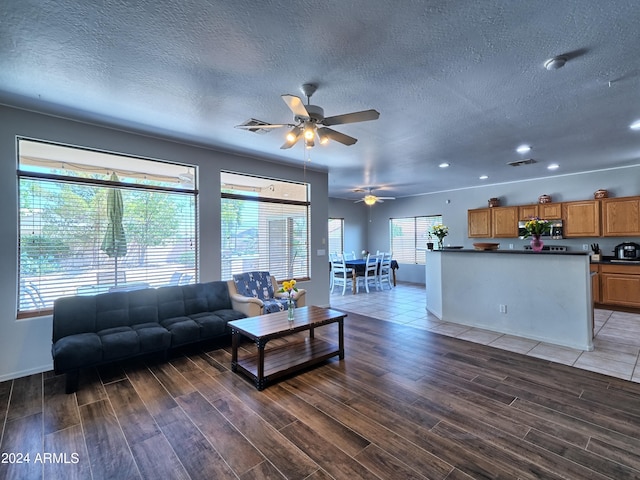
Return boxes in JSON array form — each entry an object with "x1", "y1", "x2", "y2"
[
  {"x1": 539, "y1": 203, "x2": 562, "y2": 219},
  {"x1": 518, "y1": 205, "x2": 538, "y2": 221},
  {"x1": 468, "y1": 195, "x2": 640, "y2": 239},
  {"x1": 468, "y1": 208, "x2": 492, "y2": 238},
  {"x1": 602, "y1": 196, "x2": 640, "y2": 236},
  {"x1": 468, "y1": 207, "x2": 518, "y2": 238},
  {"x1": 563, "y1": 200, "x2": 601, "y2": 237},
  {"x1": 491, "y1": 206, "x2": 519, "y2": 237}
]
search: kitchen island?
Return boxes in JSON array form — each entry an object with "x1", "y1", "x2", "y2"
[{"x1": 426, "y1": 249, "x2": 593, "y2": 351}]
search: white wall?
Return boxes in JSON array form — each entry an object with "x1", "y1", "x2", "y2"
[
  {"x1": 0, "y1": 105, "x2": 329, "y2": 381},
  {"x1": 330, "y1": 166, "x2": 640, "y2": 284}
]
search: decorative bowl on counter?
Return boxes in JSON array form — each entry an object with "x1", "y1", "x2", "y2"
[
  {"x1": 538, "y1": 194, "x2": 552, "y2": 204},
  {"x1": 473, "y1": 242, "x2": 500, "y2": 251}
]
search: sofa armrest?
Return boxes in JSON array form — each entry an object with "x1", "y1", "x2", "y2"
[{"x1": 228, "y1": 293, "x2": 264, "y2": 317}]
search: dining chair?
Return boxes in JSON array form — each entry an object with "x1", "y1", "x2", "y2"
[
  {"x1": 342, "y1": 251, "x2": 356, "y2": 261},
  {"x1": 331, "y1": 256, "x2": 352, "y2": 295},
  {"x1": 377, "y1": 252, "x2": 393, "y2": 290},
  {"x1": 356, "y1": 254, "x2": 379, "y2": 293},
  {"x1": 328, "y1": 252, "x2": 340, "y2": 288}
]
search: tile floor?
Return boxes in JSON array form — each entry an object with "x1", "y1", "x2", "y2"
[{"x1": 330, "y1": 282, "x2": 640, "y2": 383}]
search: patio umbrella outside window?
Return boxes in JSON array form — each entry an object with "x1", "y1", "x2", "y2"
[{"x1": 100, "y1": 172, "x2": 127, "y2": 286}]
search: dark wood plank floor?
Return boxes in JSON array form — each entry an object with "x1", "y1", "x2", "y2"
[{"x1": 2, "y1": 311, "x2": 640, "y2": 479}]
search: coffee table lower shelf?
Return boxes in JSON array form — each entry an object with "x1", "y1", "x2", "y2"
[{"x1": 233, "y1": 337, "x2": 339, "y2": 390}]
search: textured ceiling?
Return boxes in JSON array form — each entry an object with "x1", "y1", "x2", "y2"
[{"x1": 2, "y1": 0, "x2": 640, "y2": 200}]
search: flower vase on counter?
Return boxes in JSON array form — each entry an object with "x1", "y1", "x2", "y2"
[
  {"x1": 530, "y1": 235, "x2": 544, "y2": 252},
  {"x1": 431, "y1": 224, "x2": 449, "y2": 251}
]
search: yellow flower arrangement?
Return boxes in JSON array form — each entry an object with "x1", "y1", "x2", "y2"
[
  {"x1": 523, "y1": 218, "x2": 551, "y2": 237},
  {"x1": 278, "y1": 279, "x2": 298, "y2": 296}
]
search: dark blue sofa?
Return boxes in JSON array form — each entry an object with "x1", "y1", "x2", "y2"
[{"x1": 52, "y1": 281, "x2": 246, "y2": 393}]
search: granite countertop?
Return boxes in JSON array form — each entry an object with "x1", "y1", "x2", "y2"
[
  {"x1": 590, "y1": 255, "x2": 640, "y2": 265},
  {"x1": 433, "y1": 248, "x2": 590, "y2": 256}
]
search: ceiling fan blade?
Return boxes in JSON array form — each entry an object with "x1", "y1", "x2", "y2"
[
  {"x1": 282, "y1": 94, "x2": 310, "y2": 118},
  {"x1": 354, "y1": 199, "x2": 364, "y2": 203},
  {"x1": 234, "y1": 123, "x2": 291, "y2": 129},
  {"x1": 377, "y1": 196, "x2": 396, "y2": 200},
  {"x1": 317, "y1": 127, "x2": 357, "y2": 146},
  {"x1": 322, "y1": 109, "x2": 380, "y2": 126}
]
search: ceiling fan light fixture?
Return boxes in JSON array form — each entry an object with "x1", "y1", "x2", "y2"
[
  {"x1": 305, "y1": 137, "x2": 315, "y2": 149},
  {"x1": 318, "y1": 132, "x2": 330, "y2": 144},
  {"x1": 285, "y1": 126, "x2": 301, "y2": 143},
  {"x1": 303, "y1": 122, "x2": 315, "y2": 140},
  {"x1": 364, "y1": 194, "x2": 377, "y2": 206}
]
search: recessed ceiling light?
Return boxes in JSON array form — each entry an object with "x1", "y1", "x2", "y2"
[
  {"x1": 630, "y1": 120, "x2": 640, "y2": 130},
  {"x1": 479, "y1": 175, "x2": 489, "y2": 180},
  {"x1": 547, "y1": 163, "x2": 559, "y2": 170},
  {"x1": 439, "y1": 162, "x2": 450, "y2": 168},
  {"x1": 516, "y1": 144, "x2": 531, "y2": 154},
  {"x1": 544, "y1": 55, "x2": 567, "y2": 70}
]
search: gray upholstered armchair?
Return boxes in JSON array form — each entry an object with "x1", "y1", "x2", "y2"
[{"x1": 227, "y1": 271, "x2": 306, "y2": 317}]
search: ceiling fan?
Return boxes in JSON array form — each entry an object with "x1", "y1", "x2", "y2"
[
  {"x1": 354, "y1": 187, "x2": 396, "y2": 206},
  {"x1": 235, "y1": 83, "x2": 380, "y2": 149}
]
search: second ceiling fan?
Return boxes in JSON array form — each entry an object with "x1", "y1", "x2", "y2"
[
  {"x1": 235, "y1": 83, "x2": 380, "y2": 149},
  {"x1": 354, "y1": 187, "x2": 396, "y2": 206}
]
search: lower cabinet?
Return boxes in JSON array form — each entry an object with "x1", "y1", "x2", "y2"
[{"x1": 600, "y1": 264, "x2": 640, "y2": 308}]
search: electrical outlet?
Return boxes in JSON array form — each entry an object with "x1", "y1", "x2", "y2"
[
  {"x1": 509, "y1": 243, "x2": 514, "y2": 249},
  {"x1": 582, "y1": 244, "x2": 589, "y2": 251},
  {"x1": 499, "y1": 304, "x2": 507, "y2": 313}
]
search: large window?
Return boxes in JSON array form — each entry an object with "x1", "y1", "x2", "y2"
[
  {"x1": 18, "y1": 138, "x2": 198, "y2": 317},
  {"x1": 328, "y1": 218, "x2": 344, "y2": 256},
  {"x1": 221, "y1": 171, "x2": 310, "y2": 280},
  {"x1": 390, "y1": 215, "x2": 442, "y2": 264}
]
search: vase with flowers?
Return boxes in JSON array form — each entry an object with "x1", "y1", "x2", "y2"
[
  {"x1": 278, "y1": 279, "x2": 298, "y2": 321},
  {"x1": 522, "y1": 218, "x2": 551, "y2": 252},
  {"x1": 431, "y1": 224, "x2": 449, "y2": 249}
]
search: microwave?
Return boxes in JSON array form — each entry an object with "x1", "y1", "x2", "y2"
[{"x1": 518, "y1": 220, "x2": 563, "y2": 239}]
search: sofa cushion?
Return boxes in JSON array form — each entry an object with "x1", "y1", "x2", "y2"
[
  {"x1": 53, "y1": 333, "x2": 102, "y2": 372},
  {"x1": 232, "y1": 272, "x2": 274, "y2": 300},
  {"x1": 160, "y1": 316, "x2": 201, "y2": 346},
  {"x1": 53, "y1": 296, "x2": 98, "y2": 341},
  {"x1": 189, "y1": 312, "x2": 227, "y2": 337},
  {"x1": 97, "y1": 326, "x2": 140, "y2": 361},
  {"x1": 132, "y1": 322, "x2": 172, "y2": 352},
  {"x1": 156, "y1": 286, "x2": 187, "y2": 320}
]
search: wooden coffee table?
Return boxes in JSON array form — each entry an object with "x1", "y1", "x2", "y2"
[{"x1": 228, "y1": 306, "x2": 346, "y2": 390}]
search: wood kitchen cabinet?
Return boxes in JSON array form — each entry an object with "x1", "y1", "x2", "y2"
[
  {"x1": 601, "y1": 196, "x2": 640, "y2": 236},
  {"x1": 600, "y1": 263, "x2": 640, "y2": 308},
  {"x1": 518, "y1": 205, "x2": 538, "y2": 220},
  {"x1": 491, "y1": 206, "x2": 518, "y2": 237},
  {"x1": 563, "y1": 200, "x2": 601, "y2": 237},
  {"x1": 539, "y1": 202, "x2": 562, "y2": 219},
  {"x1": 468, "y1": 208, "x2": 491, "y2": 238}
]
